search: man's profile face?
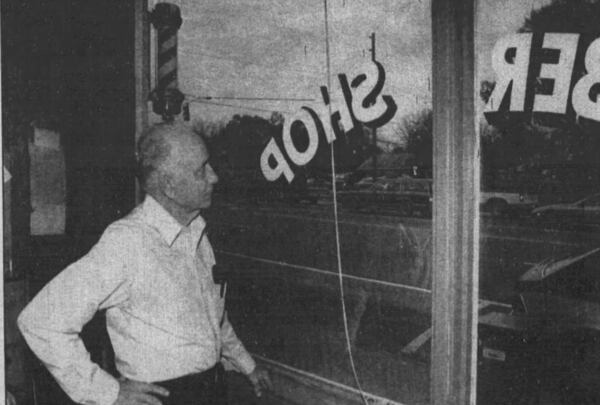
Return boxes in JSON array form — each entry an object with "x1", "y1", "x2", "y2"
[{"x1": 163, "y1": 130, "x2": 219, "y2": 211}]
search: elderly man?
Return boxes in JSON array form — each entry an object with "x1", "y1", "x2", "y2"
[{"x1": 18, "y1": 122, "x2": 272, "y2": 405}]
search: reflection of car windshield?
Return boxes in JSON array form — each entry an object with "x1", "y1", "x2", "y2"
[
  {"x1": 389, "y1": 179, "x2": 432, "y2": 194},
  {"x1": 354, "y1": 178, "x2": 377, "y2": 190},
  {"x1": 405, "y1": 183, "x2": 429, "y2": 192},
  {"x1": 580, "y1": 193, "x2": 600, "y2": 206},
  {"x1": 520, "y1": 247, "x2": 600, "y2": 302}
]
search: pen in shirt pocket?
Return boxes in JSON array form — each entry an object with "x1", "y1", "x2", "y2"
[{"x1": 212, "y1": 264, "x2": 228, "y2": 298}]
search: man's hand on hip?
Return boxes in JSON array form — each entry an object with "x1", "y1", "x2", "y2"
[
  {"x1": 114, "y1": 378, "x2": 170, "y2": 405},
  {"x1": 247, "y1": 365, "x2": 273, "y2": 398}
]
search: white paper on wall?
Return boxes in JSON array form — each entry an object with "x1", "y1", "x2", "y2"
[
  {"x1": 4, "y1": 165, "x2": 12, "y2": 183},
  {"x1": 29, "y1": 127, "x2": 66, "y2": 235}
]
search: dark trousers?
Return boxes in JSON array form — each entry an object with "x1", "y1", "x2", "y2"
[{"x1": 155, "y1": 365, "x2": 227, "y2": 405}]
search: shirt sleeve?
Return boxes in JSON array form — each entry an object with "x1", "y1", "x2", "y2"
[
  {"x1": 18, "y1": 224, "x2": 134, "y2": 405},
  {"x1": 220, "y1": 311, "x2": 256, "y2": 375}
]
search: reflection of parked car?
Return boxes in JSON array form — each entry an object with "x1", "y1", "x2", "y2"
[
  {"x1": 338, "y1": 176, "x2": 433, "y2": 217},
  {"x1": 494, "y1": 247, "x2": 600, "y2": 405},
  {"x1": 515, "y1": 247, "x2": 600, "y2": 351},
  {"x1": 532, "y1": 192, "x2": 600, "y2": 227},
  {"x1": 391, "y1": 178, "x2": 433, "y2": 217},
  {"x1": 480, "y1": 190, "x2": 538, "y2": 216}
]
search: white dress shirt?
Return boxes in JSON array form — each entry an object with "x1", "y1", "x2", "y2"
[{"x1": 18, "y1": 196, "x2": 256, "y2": 405}]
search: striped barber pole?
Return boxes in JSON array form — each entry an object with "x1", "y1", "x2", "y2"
[{"x1": 150, "y1": 2, "x2": 184, "y2": 121}]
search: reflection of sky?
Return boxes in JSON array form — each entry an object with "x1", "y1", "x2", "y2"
[
  {"x1": 152, "y1": 0, "x2": 431, "y2": 145},
  {"x1": 150, "y1": 0, "x2": 551, "y2": 145}
]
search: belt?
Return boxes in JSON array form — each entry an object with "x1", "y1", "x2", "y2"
[{"x1": 154, "y1": 364, "x2": 226, "y2": 405}]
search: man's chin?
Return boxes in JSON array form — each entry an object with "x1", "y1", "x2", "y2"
[{"x1": 199, "y1": 198, "x2": 212, "y2": 209}]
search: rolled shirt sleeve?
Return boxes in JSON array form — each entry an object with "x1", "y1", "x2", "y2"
[
  {"x1": 18, "y1": 224, "x2": 133, "y2": 405},
  {"x1": 220, "y1": 311, "x2": 256, "y2": 375}
]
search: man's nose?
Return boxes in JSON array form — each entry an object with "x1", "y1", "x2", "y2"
[{"x1": 207, "y1": 164, "x2": 219, "y2": 184}]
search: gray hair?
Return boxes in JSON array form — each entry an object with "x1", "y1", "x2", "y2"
[{"x1": 136, "y1": 122, "x2": 175, "y2": 191}]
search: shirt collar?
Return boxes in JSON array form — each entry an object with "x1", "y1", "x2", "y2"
[{"x1": 141, "y1": 196, "x2": 207, "y2": 246}]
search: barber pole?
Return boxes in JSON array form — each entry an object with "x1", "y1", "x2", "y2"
[{"x1": 150, "y1": 2, "x2": 184, "y2": 121}]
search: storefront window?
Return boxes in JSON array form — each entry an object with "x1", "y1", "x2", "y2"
[
  {"x1": 163, "y1": 0, "x2": 433, "y2": 403},
  {"x1": 476, "y1": 1, "x2": 600, "y2": 403}
]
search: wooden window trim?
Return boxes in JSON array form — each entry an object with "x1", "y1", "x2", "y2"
[
  {"x1": 134, "y1": 0, "x2": 150, "y2": 203},
  {"x1": 431, "y1": 1, "x2": 479, "y2": 404}
]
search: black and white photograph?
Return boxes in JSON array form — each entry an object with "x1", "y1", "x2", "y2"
[{"x1": 4, "y1": 1, "x2": 600, "y2": 404}]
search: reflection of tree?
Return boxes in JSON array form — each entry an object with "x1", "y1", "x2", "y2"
[
  {"x1": 400, "y1": 109, "x2": 432, "y2": 170},
  {"x1": 309, "y1": 121, "x2": 374, "y2": 176},
  {"x1": 520, "y1": 0, "x2": 600, "y2": 37},
  {"x1": 206, "y1": 114, "x2": 279, "y2": 200},
  {"x1": 480, "y1": 0, "x2": 600, "y2": 195},
  {"x1": 204, "y1": 113, "x2": 375, "y2": 201},
  {"x1": 480, "y1": 80, "x2": 495, "y2": 105}
]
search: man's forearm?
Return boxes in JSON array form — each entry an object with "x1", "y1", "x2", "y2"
[{"x1": 219, "y1": 315, "x2": 256, "y2": 375}]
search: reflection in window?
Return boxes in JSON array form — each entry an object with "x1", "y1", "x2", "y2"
[
  {"x1": 172, "y1": 0, "x2": 432, "y2": 403},
  {"x1": 477, "y1": 1, "x2": 600, "y2": 404}
]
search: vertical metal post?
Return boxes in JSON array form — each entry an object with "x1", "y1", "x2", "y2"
[{"x1": 370, "y1": 32, "x2": 377, "y2": 176}]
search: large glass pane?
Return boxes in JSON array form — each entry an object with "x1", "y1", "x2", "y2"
[
  {"x1": 169, "y1": 0, "x2": 433, "y2": 403},
  {"x1": 476, "y1": 1, "x2": 600, "y2": 404}
]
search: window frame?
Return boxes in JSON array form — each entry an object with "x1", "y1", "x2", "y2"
[
  {"x1": 431, "y1": 1, "x2": 478, "y2": 404},
  {"x1": 134, "y1": 0, "x2": 480, "y2": 403}
]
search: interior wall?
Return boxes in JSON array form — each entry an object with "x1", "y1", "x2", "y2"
[
  {"x1": 2, "y1": 1, "x2": 137, "y2": 402},
  {"x1": 61, "y1": 0, "x2": 137, "y2": 244},
  {"x1": 3, "y1": 0, "x2": 138, "y2": 249}
]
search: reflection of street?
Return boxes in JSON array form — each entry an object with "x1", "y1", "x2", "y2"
[
  {"x1": 208, "y1": 199, "x2": 600, "y2": 404},
  {"x1": 211, "y1": 198, "x2": 600, "y2": 307},
  {"x1": 223, "y1": 260, "x2": 431, "y2": 405},
  {"x1": 209, "y1": 199, "x2": 433, "y2": 404}
]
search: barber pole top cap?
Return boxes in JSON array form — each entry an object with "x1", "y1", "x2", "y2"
[{"x1": 151, "y1": 3, "x2": 182, "y2": 31}]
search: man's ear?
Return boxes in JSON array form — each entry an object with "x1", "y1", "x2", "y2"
[{"x1": 158, "y1": 170, "x2": 177, "y2": 200}]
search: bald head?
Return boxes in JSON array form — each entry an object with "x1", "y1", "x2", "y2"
[
  {"x1": 137, "y1": 122, "x2": 198, "y2": 192},
  {"x1": 137, "y1": 122, "x2": 218, "y2": 215}
]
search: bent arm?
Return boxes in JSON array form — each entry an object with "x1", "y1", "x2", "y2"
[{"x1": 18, "y1": 225, "x2": 132, "y2": 405}]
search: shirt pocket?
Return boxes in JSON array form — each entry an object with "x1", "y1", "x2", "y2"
[
  {"x1": 136, "y1": 252, "x2": 201, "y2": 321},
  {"x1": 194, "y1": 261, "x2": 226, "y2": 321}
]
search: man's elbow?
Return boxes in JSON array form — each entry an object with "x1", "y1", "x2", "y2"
[
  {"x1": 17, "y1": 304, "x2": 37, "y2": 340},
  {"x1": 16, "y1": 305, "x2": 48, "y2": 358}
]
